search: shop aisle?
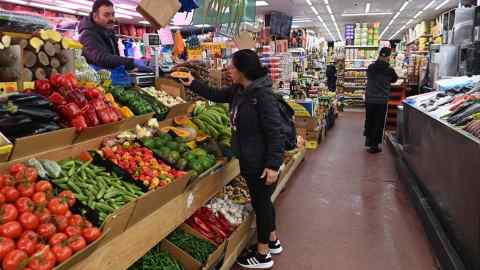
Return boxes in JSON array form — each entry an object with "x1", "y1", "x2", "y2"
[{"x1": 235, "y1": 112, "x2": 437, "y2": 270}]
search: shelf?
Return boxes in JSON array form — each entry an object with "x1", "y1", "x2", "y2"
[{"x1": 345, "y1": 45, "x2": 379, "y2": 49}]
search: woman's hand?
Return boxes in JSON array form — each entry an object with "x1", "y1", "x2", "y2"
[
  {"x1": 261, "y1": 168, "x2": 279, "y2": 186},
  {"x1": 179, "y1": 73, "x2": 194, "y2": 87}
]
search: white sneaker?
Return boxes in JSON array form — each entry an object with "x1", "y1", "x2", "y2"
[
  {"x1": 269, "y1": 239, "x2": 283, "y2": 255},
  {"x1": 237, "y1": 250, "x2": 274, "y2": 269}
]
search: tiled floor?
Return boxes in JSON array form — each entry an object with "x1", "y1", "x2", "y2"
[{"x1": 234, "y1": 112, "x2": 438, "y2": 270}]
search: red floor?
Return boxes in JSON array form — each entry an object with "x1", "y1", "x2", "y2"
[{"x1": 234, "y1": 112, "x2": 437, "y2": 270}]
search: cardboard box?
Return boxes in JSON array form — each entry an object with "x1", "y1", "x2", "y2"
[
  {"x1": 164, "y1": 223, "x2": 226, "y2": 270},
  {"x1": 156, "y1": 78, "x2": 186, "y2": 99},
  {"x1": 224, "y1": 214, "x2": 254, "y2": 260},
  {"x1": 126, "y1": 174, "x2": 190, "y2": 229},
  {"x1": 166, "y1": 102, "x2": 194, "y2": 119},
  {"x1": 9, "y1": 127, "x2": 77, "y2": 161},
  {"x1": 74, "y1": 121, "x2": 124, "y2": 143},
  {"x1": 119, "y1": 112, "x2": 154, "y2": 131},
  {"x1": 136, "y1": 0, "x2": 181, "y2": 29},
  {"x1": 100, "y1": 201, "x2": 136, "y2": 244},
  {"x1": 0, "y1": 132, "x2": 13, "y2": 162},
  {"x1": 306, "y1": 130, "x2": 320, "y2": 142},
  {"x1": 294, "y1": 116, "x2": 318, "y2": 131}
]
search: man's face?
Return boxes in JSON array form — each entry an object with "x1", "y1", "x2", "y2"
[{"x1": 93, "y1": 5, "x2": 115, "y2": 30}]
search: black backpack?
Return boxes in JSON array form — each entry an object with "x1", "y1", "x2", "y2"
[{"x1": 272, "y1": 93, "x2": 297, "y2": 151}]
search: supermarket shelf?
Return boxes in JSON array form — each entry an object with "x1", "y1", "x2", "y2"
[
  {"x1": 344, "y1": 85, "x2": 366, "y2": 89},
  {"x1": 345, "y1": 45, "x2": 379, "y2": 48},
  {"x1": 70, "y1": 160, "x2": 241, "y2": 270}
]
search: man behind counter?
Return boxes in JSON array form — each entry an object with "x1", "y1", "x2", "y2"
[{"x1": 79, "y1": 0, "x2": 151, "y2": 71}]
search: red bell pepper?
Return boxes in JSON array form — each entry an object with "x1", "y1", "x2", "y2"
[
  {"x1": 49, "y1": 73, "x2": 64, "y2": 87},
  {"x1": 48, "y1": 92, "x2": 65, "y2": 106},
  {"x1": 61, "y1": 102, "x2": 82, "y2": 120},
  {"x1": 66, "y1": 90, "x2": 88, "y2": 108},
  {"x1": 90, "y1": 98, "x2": 107, "y2": 111},
  {"x1": 84, "y1": 88, "x2": 101, "y2": 100},
  {"x1": 36, "y1": 80, "x2": 52, "y2": 96},
  {"x1": 71, "y1": 115, "x2": 87, "y2": 131},
  {"x1": 63, "y1": 73, "x2": 78, "y2": 88},
  {"x1": 84, "y1": 106, "x2": 100, "y2": 127},
  {"x1": 108, "y1": 107, "x2": 119, "y2": 122},
  {"x1": 97, "y1": 108, "x2": 112, "y2": 124}
]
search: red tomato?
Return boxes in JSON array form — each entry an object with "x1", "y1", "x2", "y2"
[
  {"x1": 0, "y1": 193, "x2": 6, "y2": 205},
  {"x1": 82, "y1": 227, "x2": 101, "y2": 243},
  {"x1": 67, "y1": 235, "x2": 86, "y2": 252},
  {"x1": 83, "y1": 220, "x2": 93, "y2": 228},
  {"x1": 32, "y1": 192, "x2": 47, "y2": 206},
  {"x1": 20, "y1": 230, "x2": 39, "y2": 242},
  {"x1": 0, "y1": 204, "x2": 18, "y2": 224},
  {"x1": 51, "y1": 215, "x2": 68, "y2": 232},
  {"x1": 47, "y1": 198, "x2": 68, "y2": 216},
  {"x1": 9, "y1": 164, "x2": 26, "y2": 175},
  {"x1": 17, "y1": 182, "x2": 35, "y2": 198},
  {"x1": 15, "y1": 197, "x2": 34, "y2": 213},
  {"x1": 0, "y1": 237, "x2": 15, "y2": 260},
  {"x1": 34, "y1": 181, "x2": 53, "y2": 194},
  {"x1": 64, "y1": 210, "x2": 72, "y2": 217},
  {"x1": 58, "y1": 191, "x2": 76, "y2": 207},
  {"x1": 28, "y1": 247, "x2": 55, "y2": 270},
  {"x1": 35, "y1": 208, "x2": 51, "y2": 224},
  {"x1": 19, "y1": 212, "x2": 40, "y2": 230},
  {"x1": 51, "y1": 243, "x2": 72, "y2": 263},
  {"x1": 2, "y1": 249, "x2": 28, "y2": 270},
  {"x1": 24, "y1": 167, "x2": 38, "y2": 183},
  {"x1": 64, "y1": 226, "x2": 81, "y2": 237},
  {"x1": 49, "y1": 233, "x2": 67, "y2": 246},
  {"x1": 0, "y1": 221, "x2": 23, "y2": 239},
  {"x1": 67, "y1": 215, "x2": 83, "y2": 227},
  {"x1": 0, "y1": 175, "x2": 12, "y2": 188},
  {"x1": 37, "y1": 223, "x2": 56, "y2": 240},
  {"x1": 2, "y1": 187, "x2": 19, "y2": 203},
  {"x1": 16, "y1": 237, "x2": 36, "y2": 255}
]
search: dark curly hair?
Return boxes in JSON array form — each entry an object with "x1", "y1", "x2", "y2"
[{"x1": 232, "y1": 49, "x2": 268, "y2": 81}]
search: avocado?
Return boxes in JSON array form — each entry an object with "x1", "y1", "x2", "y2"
[
  {"x1": 166, "y1": 141, "x2": 178, "y2": 150},
  {"x1": 177, "y1": 143, "x2": 189, "y2": 153},
  {"x1": 176, "y1": 158, "x2": 188, "y2": 170},
  {"x1": 169, "y1": 151, "x2": 181, "y2": 162},
  {"x1": 192, "y1": 148, "x2": 208, "y2": 157},
  {"x1": 159, "y1": 147, "x2": 171, "y2": 155}
]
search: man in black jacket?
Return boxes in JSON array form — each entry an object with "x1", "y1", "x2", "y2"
[
  {"x1": 79, "y1": 0, "x2": 149, "y2": 71},
  {"x1": 364, "y1": 47, "x2": 398, "y2": 153}
]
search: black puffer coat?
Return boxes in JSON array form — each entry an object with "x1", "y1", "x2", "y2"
[
  {"x1": 190, "y1": 76, "x2": 285, "y2": 175},
  {"x1": 78, "y1": 16, "x2": 134, "y2": 70},
  {"x1": 366, "y1": 60, "x2": 399, "y2": 104}
]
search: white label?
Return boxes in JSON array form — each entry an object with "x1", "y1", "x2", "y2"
[{"x1": 186, "y1": 192, "x2": 194, "y2": 208}]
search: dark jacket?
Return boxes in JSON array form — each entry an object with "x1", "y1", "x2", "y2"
[
  {"x1": 366, "y1": 60, "x2": 399, "y2": 104},
  {"x1": 326, "y1": 64, "x2": 337, "y2": 91},
  {"x1": 78, "y1": 17, "x2": 134, "y2": 70},
  {"x1": 190, "y1": 76, "x2": 285, "y2": 175}
]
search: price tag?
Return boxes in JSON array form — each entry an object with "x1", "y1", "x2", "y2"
[
  {"x1": 187, "y1": 48, "x2": 202, "y2": 61},
  {"x1": 186, "y1": 192, "x2": 194, "y2": 208}
]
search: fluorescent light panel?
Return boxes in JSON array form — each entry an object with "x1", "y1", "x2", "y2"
[
  {"x1": 256, "y1": 1, "x2": 269, "y2": 6},
  {"x1": 116, "y1": 3, "x2": 137, "y2": 10},
  {"x1": 194, "y1": 24, "x2": 212, "y2": 27},
  {"x1": 423, "y1": 0, "x2": 436, "y2": 10},
  {"x1": 435, "y1": 0, "x2": 449, "y2": 10},
  {"x1": 342, "y1": 12, "x2": 392, "y2": 16},
  {"x1": 29, "y1": 2, "x2": 76, "y2": 13},
  {"x1": 305, "y1": 0, "x2": 312, "y2": 6},
  {"x1": 326, "y1": 5, "x2": 332, "y2": 14},
  {"x1": 311, "y1": 6, "x2": 319, "y2": 15},
  {"x1": 399, "y1": 1, "x2": 409, "y2": 12},
  {"x1": 115, "y1": 8, "x2": 141, "y2": 17},
  {"x1": 323, "y1": 0, "x2": 328, "y2": 4},
  {"x1": 138, "y1": 20, "x2": 150, "y2": 25},
  {"x1": 365, "y1": 2, "x2": 371, "y2": 13},
  {"x1": 414, "y1": 10, "x2": 423, "y2": 18},
  {"x1": 3, "y1": 0, "x2": 27, "y2": 4}
]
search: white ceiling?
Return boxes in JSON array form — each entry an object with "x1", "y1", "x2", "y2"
[{"x1": 256, "y1": 0, "x2": 459, "y2": 41}]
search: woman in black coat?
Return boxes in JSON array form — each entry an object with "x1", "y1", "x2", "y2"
[{"x1": 180, "y1": 49, "x2": 285, "y2": 269}]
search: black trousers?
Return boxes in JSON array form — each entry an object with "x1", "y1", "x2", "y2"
[
  {"x1": 244, "y1": 173, "x2": 276, "y2": 244},
  {"x1": 364, "y1": 103, "x2": 388, "y2": 147}
]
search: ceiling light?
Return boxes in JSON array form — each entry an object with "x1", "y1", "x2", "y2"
[
  {"x1": 115, "y1": 8, "x2": 142, "y2": 17},
  {"x1": 256, "y1": 1, "x2": 269, "y2": 6},
  {"x1": 139, "y1": 20, "x2": 150, "y2": 25},
  {"x1": 55, "y1": 0, "x2": 89, "y2": 10},
  {"x1": 399, "y1": 1, "x2": 409, "y2": 12},
  {"x1": 435, "y1": 0, "x2": 449, "y2": 10},
  {"x1": 393, "y1": 12, "x2": 400, "y2": 19},
  {"x1": 305, "y1": 0, "x2": 312, "y2": 6},
  {"x1": 194, "y1": 24, "x2": 212, "y2": 28},
  {"x1": 116, "y1": 14, "x2": 133, "y2": 19},
  {"x1": 76, "y1": 11, "x2": 89, "y2": 16},
  {"x1": 170, "y1": 26, "x2": 182, "y2": 30},
  {"x1": 68, "y1": 0, "x2": 93, "y2": 5},
  {"x1": 29, "y1": 2, "x2": 76, "y2": 13},
  {"x1": 293, "y1": 18, "x2": 313, "y2": 22},
  {"x1": 414, "y1": 10, "x2": 423, "y2": 18},
  {"x1": 406, "y1": 19, "x2": 413, "y2": 24},
  {"x1": 311, "y1": 6, "x2": 319, "y2": 15},
  {"x1": 423, "y1": 0, "x2": 436, "y2": 10},
  {"x1": 380, "y1": 25, "x2": 390, "y2": 38},
  {"x1": 326, "y1": 5, "x2": 332, "y2": 14},
  {"x1": 323, "y1": 0, "x2": 328, "y2": 4},
  {"x1": 3, "y1": 0, "x2": 27, "y2": 4},
  {"x1": 317, "y1": 15, "x2": 324, "y2": 22},
  {"x1": 330, "y1": 14, "x2": 335, "y2": 22},
  {"x1": 365, "y1": 2, "x2": 371, "y2": 13},
  {"x1": 342, "y1": 12, "x2": 393, "y2": 16},
  {"x1": 116, "y1": 3, "x2": 136, "y2": 10}
]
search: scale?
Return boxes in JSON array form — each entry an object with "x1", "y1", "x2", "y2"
[{"x1": 128, "y1": 33, "x2": 162, "y2": 87}]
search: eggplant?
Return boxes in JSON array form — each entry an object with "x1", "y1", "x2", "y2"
[
  {"x1": 0, "y1": 114, "x2": 32, "y2": 127},
  {"x1": 7, "y1": 93, "x2": 42, "y2": 102},
  {"x1": 12, "y1": 98, "x2": 51, "y2": 108},
  {"x1": 15, "y1": 106, "x2": 58, "y2": 121}
]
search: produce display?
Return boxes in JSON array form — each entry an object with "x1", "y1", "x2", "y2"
[
  {"x1": 52, "y1": 157, "x2": 144, "y2": 222},
  {"x1": 186, "y1": 207, "x2": 234, "y2": 245},
  {"x1": 0, "y1": 93, "x2": 61, "y2": 140},
  {"x1": 110, "y1": 86, "x2": 169, "y2": 120},
  {"x1": 167, "y1": 229, "x2": 216, "y2": 264},
  {"x1": 99, "y1": 141, "x2": 185, "y2": 190},
  {"x1": 129, "y1": 244, "x2": 184, "y2": 270},
  {"x1": 288, "y1": 101, "x2": 311, "y2": 117},
  {"x1": 32, "y1": 73, "x2": 123, "y2": 131},
  {"x1": 191, "y1": 102, "x2": 231, "y2": 147},
  {"x1": 409, "y1": 88, "x2": 480, "y2": 139},
  {"x1": 142, "y1": 133, "x2": 217, "y2": 177},
  {"x1": 220, "y1": 176, "x2": 251, "y2": 205},
  {"x1": 0, "y1": 162, "x2": 101, "y2": 270},
  {"x1": 140, "y1": 86, "x2": 185, "y2": 108},
  {"x1": 172, "y1": 62, "x2": 213, "y2": 101}
]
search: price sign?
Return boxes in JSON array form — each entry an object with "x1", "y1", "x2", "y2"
[{"x1": 187, "y1": 48, "x2": 203, "y2": 61}]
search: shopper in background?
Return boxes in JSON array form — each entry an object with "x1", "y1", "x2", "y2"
[
  {"x1": 364, "y1": 47, "x2": 398, "y2": 153},
  {"x1": 79, "y1": 0, "x2": 150, "y2": 71},
  {"x1": 180, "y1": 49, "x2": 285, "y2": 269},
  {"x1": 326, "y1": 62, "x2": 337, "y2": 92}
]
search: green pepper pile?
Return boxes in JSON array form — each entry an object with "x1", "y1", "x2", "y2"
[
  {"x1": 167, "y1": 229, "x2": 216, "y2": 263},
  {"x1": 110, "y1": 86, "x2": 169, "y2": 120},
  {"x1": 129, "y1": 245, "x2": 184, "y2": 270},
  {"x1": 52, "y1": 160, "x2": 144, "y2": 222}
]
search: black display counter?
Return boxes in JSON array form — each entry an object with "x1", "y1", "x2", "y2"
[{"x1": 402, "y1": 103, "x2": 480, "y2": 270}]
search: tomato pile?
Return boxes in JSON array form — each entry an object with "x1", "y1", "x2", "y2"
[
  {"x1": 32, "y1": 73, "x2": 123, "y2": 132},
  {"x1": 0, "y1": 163, "x2": 101, "y2": 270},
  {"x1": 100, "y1": 143, "x2": 187, "y2": 190}
]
